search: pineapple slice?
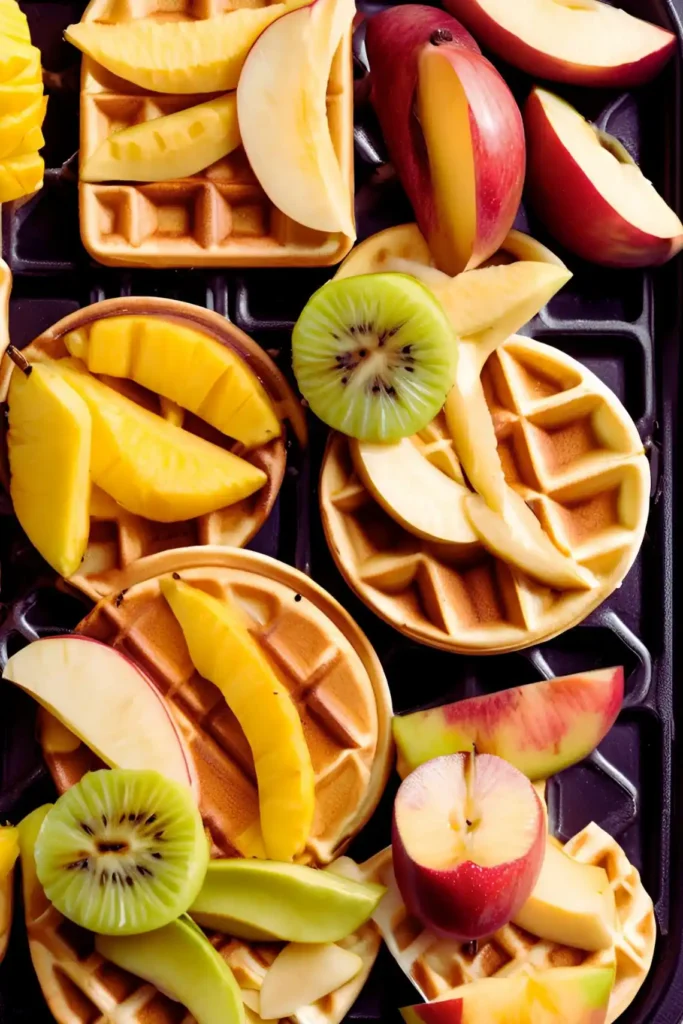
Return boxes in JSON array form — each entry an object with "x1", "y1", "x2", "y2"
[
  {"x1": 0, "y1": 150, "x2": 44, "y2": 201},
  {"x1": 52, "y1": 359, "x2": 267, "y2": 522},
  {"x1": 7, "y1": 362, "x2": 91, "y2": 577},
  {"x1": 0, "y1": 96, "x2": 46, "y2": 159},
  {"x1": 0, "y1": 80, "x2": 43, "y2": 116},
  {"x1": 65, "y1": 6, "x2": 291, "y2": 94},
  {"x1": 82, "y1": 93, "x2": 240, "y2": 183},
  {"x1": 64, "y1": 316, "x2": 281, "y2": 449},
  {"x1": 0, "y1": 2, "x2": 31, "y2": 44},
  {"x1": 0, "y1": 42, "x2": 40, "y2": 84}
]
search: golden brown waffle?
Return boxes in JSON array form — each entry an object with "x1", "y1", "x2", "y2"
[
  {"x1": 41, "y1": 546, "x2": 393, "y2": 866},
  {"x1": 320, "y1": 335, "x2": 650, "y2": 654},
  {"x1": 358, "y1": 822, "x2": 655, "y2": 1024},
  {"x1": 0, "y1": 297, "x2": 307, "y2": 600},
  {"x1": 77, "y1": 0, "x2": 354, "y2": 268}
]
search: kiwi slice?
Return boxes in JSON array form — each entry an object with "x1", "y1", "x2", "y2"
[
  {"x1": 34, "y1": 768, "x2": 209, "y2": 935},
  {"x1": 292, "y1": 273, "x2": 457, "y2": 442}
]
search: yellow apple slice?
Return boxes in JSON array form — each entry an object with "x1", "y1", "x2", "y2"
[
  {"x1": 335, "y1": 224, "x2": 433, "y2": 279},
  {"x1": 161, "y1": 578, "x2": 315, "y2": 862},
  {"x1": 351, "y1": 437, "x2": 479, "y2": 551},
  {"x1": 7, "y1": 360, "x2": 91, "y2": 577},
  {"x1": 237, "y1": 0, "x2": 355, "y2": 236},
  {"x1": 81, "y1": 94, "x2": 241, "y2": 183},
  {"x1": 65, "y1": 7, "x2": 291, "y2": 94},
  {"x1": 51, "y1": 358, "x2": 267, "y2": 522},
  {"x1": 259, "y1": 943, "x2": 364, "y2": 1019},
  {"x1": 465, "y1": 488, "x2": 596, "y2": 590}
]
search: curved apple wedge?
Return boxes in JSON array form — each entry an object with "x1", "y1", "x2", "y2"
[
  {"x1": 237, "y1": 0, "x2": 355, "y2": 236},
  {"x1": 259, "y1": 942, "x2": 363, "y2": 1019}
]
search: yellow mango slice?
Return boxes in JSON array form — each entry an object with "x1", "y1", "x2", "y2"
[
  {"x1": 0, "y1": 2, "x2": 31, "y2": 44},
  {"x1": 64, "y1": 316, "x2": 281, "y2": 449},
  {"x1": 161, "y1": 578, "x2": 315, "y2": 861},
  {"x1": 82, "y1": 93, "x2": 241, "y2": 183},
  {"x1": 65, "y1": 7, "x2": 291, "y2": 94},
  {"x1": 0, "y1": 149, "x2": 43, "y2": 201},
  {"x1": 0, "y1": 42, "x2": 40, "y2": 83},
  {"x1": 0, "y1": 95, "x2": 46, "y2": 160},
  {"x1": 7, "y1": 362, "x2": 91, "y2": 577},
  {"x1": 52, "y1": 359, "x2": 267, "y2": 522}
]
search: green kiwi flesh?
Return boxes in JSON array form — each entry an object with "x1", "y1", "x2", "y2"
[
  {"x1": 34, "y1": 769, "x2": 208, "y2": 935},
  {"x1": 292, "y1": 273, "x2": 458, "y2": 442}
]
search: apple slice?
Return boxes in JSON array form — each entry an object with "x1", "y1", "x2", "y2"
[
  {"x1": 350, "y1": 437, "x2": 479, "y2": 551},
  {"x1": 259, "y1": 942, "x2": 363, "y2": 1019},
  {"x1": 237, "y1": 0, "x2": 355, "y2": 237},
  {"x1": 2, "y1": 636, "x2": 195, "y2": 791},
  {"x1": 392, "y1": 753, "x2": 545, "y2": 940},
  {"x1": 525, "y1": 88, "x2": 683, "y2": 268},
  {"x1": 443, "y1": 0, "x2": 675, "y2": 87},
  {"x1": 335, "y1": 224, "x2": 434, "y2": 280},
  {"x1": 393, "y1": 667, "x2": 624, "y2": 781}
]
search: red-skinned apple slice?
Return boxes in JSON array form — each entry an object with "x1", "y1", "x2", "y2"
[
  {"x1": 392, "y1": 753, "x2": 545, "y2": 941},
  {"x1": 443, "y1": 0, "x2": 675, "y2": 87},
  {"x1": 525, "y1": 88, "x2": 683, "y2": 268},
  {"x1": 393, "y1": 667, "x2": 624, "y2": 780},
  {"x1": 2, "y1": 635, "x2": 195, "y2": 792}
]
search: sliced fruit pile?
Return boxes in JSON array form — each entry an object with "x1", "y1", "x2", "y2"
[
  {"x1": 5, "y1": 315, "x2": 281, "y2": 577},
  {"x1": 0, "y1": 0, "x2": 46, "y2": 202}
]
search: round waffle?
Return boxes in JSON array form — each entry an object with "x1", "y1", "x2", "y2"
[
  {"x1": 358, "y1": 822, "x2": 656, "y2": 1024},
  {"x1": 40, "y1": 546, "x2": 393, "y2": 866},
  {"x1": 320, "y1": 335, "x2": 650, "y2": 654},
  {"x1": 0, "y1": 297, "x2": 307, "y2": 601}
]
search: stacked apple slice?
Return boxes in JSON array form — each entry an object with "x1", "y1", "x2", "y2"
[{"x1": 0, "y1": 0, "x2": 46, "y2": 202}]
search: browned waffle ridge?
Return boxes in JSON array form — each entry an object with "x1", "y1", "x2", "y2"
[
  {"x1": 0, "y1": 297, "x2": 307, "y2": 600},
  {"x1": 77, "y1": 0, "x2": 355, "y2": 268},
  {"x1": 320, "y1": 336, "x2": 650, "y2": 654}
]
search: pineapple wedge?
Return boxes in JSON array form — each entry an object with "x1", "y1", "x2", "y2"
[
  {"x1": 161, "y1": 578, "x2": 315, "y2": 862},
  {"x1": 52, "y1": 359, "x2": 267, "y2": 522},
  {"x1": 0, "y1": 42, "x2": 40, "y2": 84},
  {"x1": 0, "y1": 2, "x2": 31, "y2": 44},
  {"x1": 82, "y1": 94, "x2": 240, "y2": 183},
  {"x1": 0, "y1": 149, "x2": 44, "y2": 201},
  {"x1": 0, "y1": 96, "x2": 46, "y2": 159},
  {"x1": 64, "y1": 316, "x2": 281, "y2": 449},
  {"x1": 65, "y1": 6, "x2": 291, "y2": 94},
  {"x1": 7, "y1": 362, "x2": 91, "y2": 577}
]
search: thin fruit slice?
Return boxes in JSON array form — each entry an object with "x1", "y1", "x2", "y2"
[
  {"x1": 3, "y1": 635, "x2": 195, "y2": 790},
  {"x1": 0, "y1": 149, "x2": 43, "y2": 201},
  {"x1": 259, "y1": 943, "x2": 363, "y2": 1019},
  {"x1": 351, "y1": 437, "x2": 478, "y2": 550},
  {"x1": 51, "y1": 359, "x2": 267, "y2": 522},
  {"x1": 161, "y1": 577, "x2": 315, "y2": 862},
  {"x1": 292, "y1": 274, "x2": 457, "y2": 442},
  {"x1": 34, "y1": 768, "x2": 208, "y2": 935},
  {"x1": 190, "y1": 858, "x2": 385, "y2": 941},
  {"x1": 0, "y1": 827, "x2": 19, "y2": 879},
  {"x1": 81, "y1": 94, "x2": 241, "y2": 183},
  {"x1": 0, "y1": 3, "x2": 30, "y2": 43},
  {"x1": 97, "y1": 915, "x2": 244, "y2": 1024},
  {"x1": 465, "y1": 488, "x2": 596, "y2": 590},
  {"x1": 0, "y1": 42, "x2": 40, "y2": 84},
  {"x1": 7, "y1": 358, "x2": 91, "y2": 577},
  {"x1": 64, "y1": 316, "x2": 280, "y2": 449},
  {"x1": 0, "y1": 96, "x2": 47, "y2": 160},
  {"x1": 65, "y1": 8, "x2": 291, "y2": 94},
  {"x1": 335, "y1": 225, "x2": 433, "y2": 280},
  {"x1": 17, "y1": 805, "x2": 52, "y2": 926}
]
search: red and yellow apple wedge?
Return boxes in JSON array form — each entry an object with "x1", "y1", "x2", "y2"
[
  {"x1": 393, "y1": 666, "x2": 624, "y2": 780},
  {"x1": 525, "y1": 88, "x2": 683, "y2": 268},
  {"x1": 443, "y1": 0, "x2": 675, "y2": 87},
  {"x1": 392, "y1": 753, "x2": 546, "y2": 940},
  {"x1": 237, "y1": 0, "x2": 355, "y2": 237}
]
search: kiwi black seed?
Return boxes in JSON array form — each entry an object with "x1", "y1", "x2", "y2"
[
  {"x1": 34, "y1": 768, "x2": 208, "y2": 935},
  {"x1": 292, "y1": 273, "x2": 457, "y2": 442}
]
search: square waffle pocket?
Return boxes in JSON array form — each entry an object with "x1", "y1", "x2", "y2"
[{"x1": 77, "y1": 0, "x2": 354, "y2": 268}]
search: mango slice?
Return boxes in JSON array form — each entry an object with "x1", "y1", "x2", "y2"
[
  {"x1": 7, "y1": 362, "x2": 91, "y2": 577},
  {"x1": 0, "y1": 149, "x2": 43, "y2": 201},
  {"x1": 51, "y1": 359, "x2": 267, "y2": 522},
  {"x1": 161, "y1": 578, "x2": 315, "y2": 862},
  {"x1": 82, "y1": 94, "x2": 241, "y2": 183},
  {"x1": 64, "y1": 316, "x2": 281, "y2": 449},
  {"x1": 65, "y1": 7, "x2": 291, "y2": 94}
]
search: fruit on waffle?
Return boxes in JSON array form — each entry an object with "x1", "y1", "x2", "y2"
[
  {"x1": 0, "y1": 298, "x2": 306, "y2": 600},
  {"x1": 358, "y1": 821, "x2": 656, "y2": 1024},
  {"x1": 0, "y1": 0, "x2": 46, "y2": 201},
  {"x1": 72, "y1": 0, "x2": 353, "y2": 268},
  {"x1": 320, "y1": 335, "x2": 650, "y2": 653},
  {"x1": 39, "y1": 546, "x2": 393, "y2": 866},
  {"x1": 0, "y1": 825, "x2": 19, "y2": 963}
]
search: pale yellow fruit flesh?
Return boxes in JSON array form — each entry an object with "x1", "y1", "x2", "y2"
[
  {"x1": 81, "y1": 94, "x2": 241, "y2": 183},
  {"x1": 0, "y1": 149, "x2": 43, "y2": 200},
  {"x1": 0, "y1": 827, "x2": 19, "y2": 880},
  {"x1": 335, "y1": 225, "x2": 432, "y2": 280},
  {"x1": 0, "y1": 42, "x2": 40, "y2": 84},
  {"x1": 64, "y1": 316, "x2": 280, "y2": 449},
  {"x1": 0, "y1": 3, "x2": 30, "y2": 44},
  {"x1": 536, "y1": 88, "x2": 683, "y2": 238},
  {"x1": 259, "y1": 943, "x2": 363, "y2": 1019},
  {"x1": 51, "y1": 358, "x2": 267, "y2": 522},
  {"x1": 65, "y1": 7, "x2": 290, "y2": 94},
  {"x1": 0, "y1": 96, "x2": 47, "y2": 160},
  {"x1": 161, "y1": 578, "x2": 315, "y2": 862},
  {"x1": 8, "y1": 363, "x2": 91, "y2": 577},
  {"x1": 513, "y1": 838, "x2": 615, "y2": 951}
]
